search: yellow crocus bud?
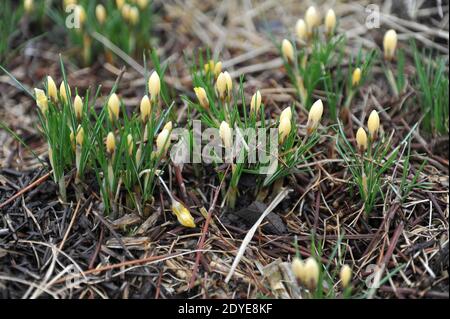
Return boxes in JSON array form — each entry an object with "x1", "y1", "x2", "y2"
[
  {"x1": 367, "y1": 110, "x2": 380, "y2": 139},
  {"x1": 352, "y1": 67, "x2": 361, "y2": 87},
  {"x1": 59, "y1": 82, "x2": 71, "y2": 104},
  {"x1": 278, "y1": 116, "x2": 291, "y2": 143},
  {"x1": 75, "y1": 5, "x2": 86, "y2": 26},
  {"x1": 224, "y1": 71, "x2": 233, "y2": 97},
  {"x1": 95, "y1": 4, "x2": 106, "y2": 25},
  {"x1": 250, "y1": 90, "x2": 262, "y2": 115},
  {"x1": 356, "y1": 127, "x2": 368, "y2": 152},
  {"x1": 106, "y1": 132, "x2": 115, "y2": 155},
  {"x1": 304, "y1": 257, "x2": 320, "y2": 289},
  {"x1": 137, "y1": 0, "x2": 149, "y2": 9},
  {"x1": 305, "y1": 6, "x2": 320, "y2": 32},
  {"x1": 281, "y1": 39, "x2": 294, "y2": 63},
  {"x1": 306, "y1": 99, "x2": 324, "y2": 134},
  {"x1": 295, "y1": 19, "x2": 308, "y2": 42},
  {"x1": 127, "y1": 134, "x2": 133, "y2": 155},
  {"x1": 156, "y1": 128, "x2": 171, "y2": 156},
  {"x1": 129, "y1": 6, "x2": 139, "y2": 25},
  {"x1": 63, "y1": 0, "x2": 76, "y2": 9},
  {"x1": 340, "y1": 264, "x2": 352, "y2": 288},
  {"x1": 171, "y1": 200, "x2": 196, "y2": 228},
  {"x1": 121, "y1": 3, "x2": 131, "y2": 21},
  {"x1": 325, "y1": 9, "x2": 336, "y2": 35},
  {"x1": 194, "y1": 87, "x2": 209, "y2": 109},
  {"x1": 216, "y1": 72, "x2": 227, "y2": 100},
  {"x1": 70, "y1": 130, "x2": 76, "y2": 151},
  {"x1": 291, "y1": 257, "x2": 307, "y2": 283},
  {"x1": 116, "y1": 0, "x2": 125, "y2": 10},
  {"x1": 135, "y1": 148, "x2": 142, "y2": 164},
  {"x1": 383, "y1": 29, "x2": 397, "y2": 61},
  {"x1": 214, "y1": 61, "x2": 222, "y2": 77},
  {"x1": 280, "y1": 106, "x2": 292, "y2": 122},
  {"x1": 140, "y1": 95, "x2": 151, "y2": 123},
  {"x1": 74, "y1": 95, "x2": 83, "y2": 122},
  {"x1": 108, "y1": 93, "x2": 120, "y2": 122},
  {"x1": 219, "y1": 121, "x2": 233, "y2": 149},
  {"x1": 163, "y1": 121, "x2": 173, "y2": 131},
  {"x1": 204, "y1": 60, "x2": 215, "y2": 74},
  {"x1": 148, "y1": 71, "x2": 161, "y2": 100},
  {"x1": 47, "y1": 76, "x2": 58, "y2": 102},
  {"x1": 24, "y1": 0, "x2": 33, "y2": 14},
  {"x1": 76, "y1": 126, "x2": 84, "y2": 146},
  {"x1": 34, "y1": 88, "x2": 48, "y2": 114}
]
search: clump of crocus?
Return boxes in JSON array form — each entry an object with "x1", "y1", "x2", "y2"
[
  {"x1": 250, "y1": 90, "x2": 262, "y2": 115},
  {"x1": 367, "y1": 110, "x2": 380, "y2": 140},
  {"x1": 282, "y1": 39, "x2": 295, "y2": 64},
  {"x1": 340, "y1": 264, "x2": 352, "y2": 289},
  {"x1": 194, "y1": 87, "x2": 209, "y2": 109},
  {"x1": 324, "y1": 9, "x2": 336, "y2": 35},
  {"x1": 108, "y1": 93, "x2": 120, "y2": 123},
  {"x1": 352, "y1": 67, "x2": 361, "y2": 87},
  {"x1": 356, "y1": 127, "x2": 368, "y2": 153},
  {"x1": 383, "y1": 29, "x2": 397, "y2": 61},
  {"x1": 148, "y1": 71, "x2": 161, "y2": 102},
  {"x1": 306, "y1": 99, "x2": 324, "y2": 135}
]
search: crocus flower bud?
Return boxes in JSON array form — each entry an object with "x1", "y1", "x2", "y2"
[
  {"x1": 121, "y1": 3, "x2": 131, "y2": 20},
  {"x1": 95, "y1": 4, "x2": 107, "y2": 25},
  {"x1": 340, "y1": 264, "x2": 352, "y2": 288},
  {"x1": 156, "y1": 128, "x2": 171, "y2": 156},
  {"x1": 127, "y1": 134, "x2": 133, "y2": 156},
  {"x1": 47, "y1": 76, "x2": 58, "y2": 102},
  {"x1": 325, "y1": 9, "x2": 336, "y2": 35},
  {"x1": 106, "y1": 132, "x2": 116, "y2": 155},
  {"x1": 224, "y1": 71, "x2": 233, "y2": 98},
  {"x1": 281, "y1": 39, "x2": 294, "y2": 63},
  {"x1": 194, "y1": 87, "x2": 209, "y2": 109},
  {"x1": 356, "y1": 127, "x2": 368, "y2": 152},
  {"x1": 137, "y1": 0, "x2": 149, "y2": 9},
  {"x1": 74, "y1": 95, "x2": 83, "y2": 122},
  {"x1": 214, "y1": 61, "x2": 222, "y2": 77},
  {"x1": 171, "y1": 200, "x2": 196, "y2": 228},
  {"x1": 291, "y1": 257, "x2": 307, "y2": 283},
  {"x1": 148, "y1": 71, "x2": 161, "y2": 100},
  {"x1": 352, "y1": 67, "x2": 361, "y2": 87},
  {"x1": 278, "y1": 116, "x2": 291, "y2": 143},
  {"x1": 129, "y1": 6, "x2": 139, "y2": 25},
  {"x1": 280, "y1": 106, "x2": 292, "y2": 122},
  {"x1": 59, "y1": 82, "x2": 71, "y2": 104},
  {"x1": 250, "y1": 90, "x2": 262, "y2": 115},
  {"x1": 306, "y1": 99, "x2": 324, "y2": 134},
  {"x1": 304, "y1": 257, "x2": 319, "y2": 289},
  {"x1": 108, "y1": 93, "x2": 120, "y2": 122},
  {"x1": 216, "y1": 72, "x2": 227, "y2": 100},
  {"x1": 24, "y1": 0, "x2": 33, "y2": 13},
  {"x1": 383, "y1": 29, "x2": 397, "y2": 61},
  {"x1": 305, "y1": 6, "x2": 320, "y2": 32},
  {"x1": 116, "y1": 0, "x2": 125, "y2": 10},
  {"x1": 296, "y1": 19, "x2": 308, "y2": 42},
  {"x1": 163, "y1": 121, "x2": 173, "y2": 132},
  {"x1": 140, "y1": 95, "x2": 151, "y2": 123},
  {"x1": 76, "y1": 126, "x2": 84, "y2": 146},
  {"x1": 75, "y1": 5, "x2": 87, "y2": 26},
  {"x1": 367, "y1": 110, "x2": 380, "y2": 139},
  {"x1": 35, "y1": 88, "x2": 48, "y2": 114},
  {"x1": 219, "y1": 121, "x2": 233, "y2": 149}
]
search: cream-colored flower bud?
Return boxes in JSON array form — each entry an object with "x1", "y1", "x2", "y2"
[
  {"x1": 383, "y1": 29, "x2": 397, "y2": 61},
  {"x1": 35, "y1": 88, "x2": 48, "y2": 114},
  {"x1": 340, "y1": 264, "x2": 352, "y2": 288},
  {"x1": 106, "y1": 132, "x2": 116, "y2": 155},
  {"x1": 95, "y1": 4, "x2": 106, "y2": 25},
  {"x1": 216, "y1": 72, "x2": 227, "y2": 100},
  {"x1": 219, "y1": 121, "x2": 233, "y2": 149},
  {"x1": 74, "y1": 95, "x2": 83, "y2": 122},
  {"x1": 47, "y1": 76, "x2": 58, "y2": 102},
  {"x1": 163, "y1": 121, "x2": 173, "y2": 131},
  {"x1": 307, "y1": 99, "x2": 324, "y2": 134},
  {"x1": 204, "y1": 60, "x2": 215, "y2": 74},
  {"x1": 156, "y1": 128, "x2": 171, "y2": 155},
  {"x1": 137, "y1": 0, "x2": 149, "y2": 9},
  {"x1": 127, "y1": 134, "x2": 133, "y2": 155},
  {"x1": 280, "y1": 106, "x2": 292, "y2": 122},
  {"x1": 304, "y1": 257, "x2": 320, "y2": 289},
  {"x1": 59, "y1": 81, "x2": 71, "y2": 104},
  {"x1": 121, "y1": 4, "x2": 131, "y2": 20},
  {"x1": 281, "y1": 39, "x2": 294, "y2": 63},
  {"x1": 116, "y1": 0, "x2": 125, "y2": 10},
  {"x1": 148, "y1": 71, "x2": 161, "y2": 100},
  {"x1": 292, "y1": 257, "x2": 307, "y2": 283},
  {"x1": 75, "y1": 5, "x2": 86, "y2": 26},
  {"x1": 194, "y1": 87, "x2": 209, "y2": 109},
  {"x1": 135, "y1": 148, "x2": 142, "y2": 164},
  {"x1": 129, "y1": 6, "x2": 139, "y2": 25},
  {"x1": 250, "y1": 90, "x2": 262, "y2": 114},
  {"x1": 296, "y1": 19, "x2": 308, "y2": 42},
  {"x1": 108, "y1": 93, "x2": 120, "y2": 122},
  {"x1": 356, "y1": 127, "x2": 368, "y2": 152},
  {"x1": 171, "y1": 200, "x2": 196, "y2": 228},
  {"x1": 24, "y1": 0, "x2": 33, "y2": 13},
  {"x1": 224, "y1": 71, "x2": 233, "y2": 96},
  {"x1": 76, "y1": 126, "x2": 84, "y2": 146},
  {"x1": 367, "y1": 110, "x2": 380, "y2": 138},
  {"x1": 325, "y1": 9, "x2": 336, "y2": 35},
  {"x1": 352, "y1": 67, "x2": 361, "y2": 87},
  {"x1": 278, "y1": 116, "x2": 291, "y2": 143},
  {"x1": 305, "y1": 6, "x2": 320, "y2": 31},
  {"x1": 214, "y1": 61, "x2": 222, "y2": 77},
  {"x1": 140, "y1": 95, "x2": 151, "y2": 122}
]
